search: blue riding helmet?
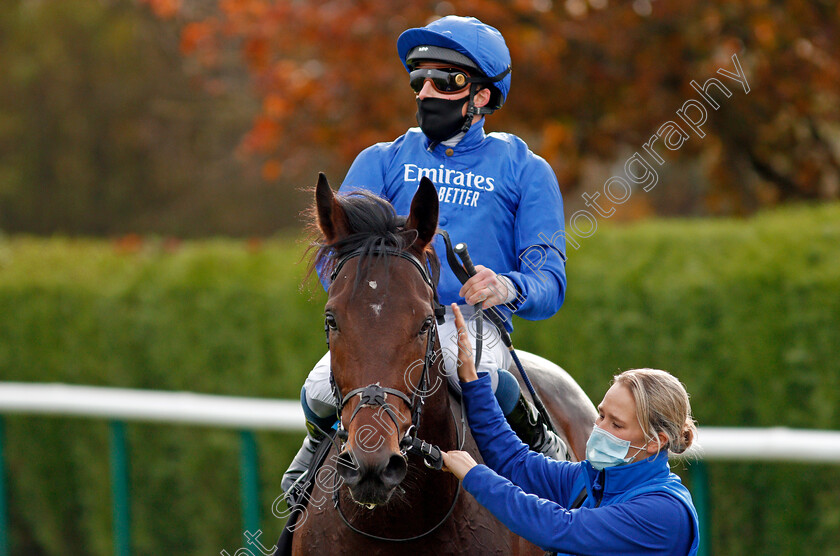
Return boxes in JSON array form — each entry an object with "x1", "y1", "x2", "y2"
[{"x1": 397, "y1": 16, "x2": 512, "y2": 111}]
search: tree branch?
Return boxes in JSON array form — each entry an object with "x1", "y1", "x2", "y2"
[{"x1": 745, "y1": 148, "x2": 818, "y2": 200}]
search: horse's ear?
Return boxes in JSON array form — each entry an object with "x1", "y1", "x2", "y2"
[
  {"x1": 405, "y1": 176, "x2": 439, "y2": 252},
  {"x1": 315, "y1": 172, "x2": 349, "y2": 243}
]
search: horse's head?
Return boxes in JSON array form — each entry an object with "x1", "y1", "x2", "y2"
[{"x1": 313, "y1": 173, "x2": 440, "y2": 506}]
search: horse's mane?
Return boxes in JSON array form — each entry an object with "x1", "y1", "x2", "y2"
[{"x1": 305, "y1": 190, "x2": 440, "y2": 293}]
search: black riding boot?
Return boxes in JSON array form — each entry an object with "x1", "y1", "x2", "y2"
[
  {"x1": 281, "y1": 420, "x2": 326, "y2": 500},
  {"x1": 505, "y1": 392, "x2": 571, "y2": 461}
]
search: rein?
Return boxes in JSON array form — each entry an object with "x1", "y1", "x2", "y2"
[
  {"x1": 439, "y1": 231, "x2": 559, "y2": 437},
  {"x1": 324, "y1": 246, "x2": 463, "y2": 542}
]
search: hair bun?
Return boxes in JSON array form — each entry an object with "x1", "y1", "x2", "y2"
[{"x1": 672, "y1": 418, "x2": 696, "y2": 454}]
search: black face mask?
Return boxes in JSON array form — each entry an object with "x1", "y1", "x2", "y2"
[{"x1": 416, "y1": 97, "x2": 470, "y2": 144}]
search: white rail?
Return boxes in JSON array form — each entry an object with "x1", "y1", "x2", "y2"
[
  {"x1": 2, "y1": 382, "x2": 840, "y2": 463},
  {"x1": 0, "y1": 382, "x2": 304, "y2": 430},
  {"x1": 681, "y1": 427, "x2": 840, "y2": 463}
]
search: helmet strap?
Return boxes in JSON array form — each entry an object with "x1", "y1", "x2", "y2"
[{"x1": 460, "y1": 84, "x2": 493, "y2": 134}]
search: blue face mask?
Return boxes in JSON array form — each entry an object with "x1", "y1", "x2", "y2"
[{"x1": 585, "y1": 426, "x2": 648, "y2": 471}]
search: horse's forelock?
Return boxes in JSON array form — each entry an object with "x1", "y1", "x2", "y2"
[{"x1": 305, "y1": 190, "x2": 439, "y2": 290}]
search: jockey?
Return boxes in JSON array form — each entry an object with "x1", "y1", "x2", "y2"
[{"x1": 282, "y1": 15, "x2": 569, "y2": 495}]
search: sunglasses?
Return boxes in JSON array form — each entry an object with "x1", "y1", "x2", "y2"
[{"x1": 409, "y1": 68, "x2": 473, "y2": 94}]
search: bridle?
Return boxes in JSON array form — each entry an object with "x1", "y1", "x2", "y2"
[
  {"x1": 326, "y1": 247, "x2": 443, "y2": 440},
  {"x1": 324, "y1": 246, "x2": 464, "y2": 542}
]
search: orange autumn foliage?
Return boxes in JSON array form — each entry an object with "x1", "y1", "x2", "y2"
[{"x1": 140, "y1": 0, "x2": 840, "y2": 215}]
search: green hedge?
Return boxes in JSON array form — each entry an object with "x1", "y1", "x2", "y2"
[{"x1": 1, "y1": 203, "x2": 839, "y2": 555}]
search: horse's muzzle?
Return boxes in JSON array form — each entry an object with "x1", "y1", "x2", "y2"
[{"x1": 336, "y1": 449, "x2": 408, "y2": 505}]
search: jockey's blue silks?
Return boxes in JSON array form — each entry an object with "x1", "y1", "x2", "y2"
[
  {"x1": 330, "y1": 120, "x2": 567, "y2": 332},
  {"x1": 315, "y1": 16, "x2": 565, "y2": 330},
  {"x1": 494, "y1": 369, "x2": 521, "y2": 415}
]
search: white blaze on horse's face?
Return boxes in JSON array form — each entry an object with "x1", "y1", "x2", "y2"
[{"x1": 368, "y1": 282, "x2": 381, "y2": 317}]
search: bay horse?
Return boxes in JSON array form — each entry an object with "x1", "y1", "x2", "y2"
[{"x1": 288, "y1": 173, "x2": 596, "y2": 555}]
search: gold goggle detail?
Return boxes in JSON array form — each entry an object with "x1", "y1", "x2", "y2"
[{"x1": 409, "y1": 68, "x2": 472, "y2": 94}]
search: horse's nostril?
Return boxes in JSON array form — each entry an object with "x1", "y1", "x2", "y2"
[
  {"x1": 335, "y1": 451, "x2": 361, "y2": 486},
  {"x1": 380, "y1": 454, "x2": 408, "y2": 488}
]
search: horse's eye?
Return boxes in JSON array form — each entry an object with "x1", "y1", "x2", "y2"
[
  {"x1": 325, "y1": 313, "x2": 338, "y2": 331},
  {"x1": 419, "y1": 317, "x2": 433, "y2": 335}
]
